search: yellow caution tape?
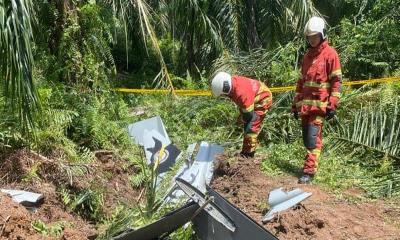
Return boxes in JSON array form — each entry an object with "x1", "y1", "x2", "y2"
[{"x1": 115, "y1": 77, "x2": 400, "y2": 96}]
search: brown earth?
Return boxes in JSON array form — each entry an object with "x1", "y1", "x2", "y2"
[
  {"x1": 2, "y1": 148, "x2": 400, "y2": 239},
  {"x1": 212, "y1": 156, "x2": 400, "y2": 240},
  {"x1": 0, "y1": 149, "x2": 140, "y2": 240}
]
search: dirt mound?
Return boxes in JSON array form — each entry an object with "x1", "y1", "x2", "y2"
[
  {"x1": 0, "y1": 149, "x2": 140, "y2": 239},
  {"x1": 269, "y1": 204, "x2": 325, "y2": 237},
  {"x1": 212, "y1": 156, "x2": 400, "y2": 240},
  {"x1": 0, "y1": 193, "x2": 42, "y2": 240}
]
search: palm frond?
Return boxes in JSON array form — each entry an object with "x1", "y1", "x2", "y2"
[
  {"x1": 102, "y1": 0, "x2": 175, "y2": 94},
  {"x1": 136, "y1": 0, "x2": 176, "y2": 93},
  {"x1": 328, "y1": 101, "x2": 400, "y2": 160},
  {"x1": 365, "y1": 170, "x2": 400, "y2": 197},
  {"x1": 0, "y1": 0, "x2": 39, "y2": 130},
  {"x1": 97, "y1": 206, "x2": 137, "y2": 240},
  {"x1": 258, "y1": 0, "x2": 319, "y2": 47},
  {"x1": 169, "y1": 0, "x2": 224, "y2": 72},
  {"x1": 213, "y1": 41, "x2": 301, "y2": 86},
  {"x1": 212, "y1": 0, "x2": 244, "y2": 52}
]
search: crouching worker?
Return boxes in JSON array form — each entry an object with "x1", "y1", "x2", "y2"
[
  {"x1": 292, "y1": 16, "x2": 342, "y2": 184},
  {"x1": 211, "y1": 72, "x2": 272, "y2": 158}
]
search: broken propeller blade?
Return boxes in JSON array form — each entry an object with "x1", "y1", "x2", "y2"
[{"x1": 175, "y1": 178, "x2": 236, "y2": 232}]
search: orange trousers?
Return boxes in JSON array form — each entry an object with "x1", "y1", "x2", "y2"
[
  {"x1": 301, "y1": 115, "x2": 324, "y2": 174},
  {"x1": 242, "y1": 95, "x2": 272, "y2": 153}
]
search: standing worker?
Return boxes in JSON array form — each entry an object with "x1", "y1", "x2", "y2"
[
  {"x1": 211, "y1": 72, "x2": 272, "y2": 158},
  {"x1": 292, "y1": 16, "x2": 342, "y2": 184}
]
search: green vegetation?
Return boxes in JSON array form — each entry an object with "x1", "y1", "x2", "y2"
[
  {"x1": 0, "y1": 0, "x2": 399, "y2": 239},
  {"x1": 32, "y1": 220, "x2": 66, "y2": 237}
]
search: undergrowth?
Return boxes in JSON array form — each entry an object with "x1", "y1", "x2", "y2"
[{"x1": 5, "y1": 81, "x2": 400, "y2": 239}]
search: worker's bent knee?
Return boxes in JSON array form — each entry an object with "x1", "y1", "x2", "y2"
[{"x1": 302, "y1": 125, "x2": 319, "y2": 149}]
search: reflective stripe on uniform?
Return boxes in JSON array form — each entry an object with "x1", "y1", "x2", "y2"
[
  {"x1": 254, "y1": 83, "x2": 271, "y2": 102},
  {"x1": 258, "y1": 83, "x2": 270, "y2": 93},
  {"x1": 331, "y1": 92, "x2": 341, "y2": 97},
  {"x1": 244, "y1": 132, "x2": 258, "y2": 138},
  {"x1": 315, "y1": 116, "x2": 324, "y2": 124},
  {"x1": 306, "y1": 148, "x2": 321, "y2": 156},
  {"x1": 304, "y1": 81, "x2": 331, "y2": 88},
  {"x1": 329, "y1": 69, "x2": 342, "y2": 79},
  {"x1": 257, "y1": 96, "x2": 273, "y2": 107},
  {"x1": 253, "y1": 82, "x2": 272, "y2": 109},
  {"x1": 242, "y1": 104, "x2": 254, "y2": 113},
  {"x1": 296, "y1": 99, "x2": 329, "y2": 108}
]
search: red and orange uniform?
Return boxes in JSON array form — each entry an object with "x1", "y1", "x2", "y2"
[
  {"x1": 292, "y1": 41, "x2": 342, "y2": 174},
  {"x1": 229, "y1": 76, "x2": 273, "y2": 154}
]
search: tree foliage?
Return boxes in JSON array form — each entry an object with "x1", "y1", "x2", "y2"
[{"x1": 0, "y1": 0, "x2": 38, "y2": 129}]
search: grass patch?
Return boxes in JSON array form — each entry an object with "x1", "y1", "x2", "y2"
[
  {"x1": 260, "y1": 140, "x2": 379, "y2": 195},
  {"x1": 260, "y1": 142, "x2": 304, "y2": 177}
]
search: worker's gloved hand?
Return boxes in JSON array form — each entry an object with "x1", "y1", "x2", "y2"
[
  {"x1": 293, "y1": 111, "x2": 299, "y2": 120},
  {"x1": 325, "y1": 110, "x2": 336, "y2": 120}
]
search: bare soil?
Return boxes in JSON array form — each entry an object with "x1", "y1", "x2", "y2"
[
  {"x1": 0, "y1": 149, "x2": 140, "y2": 240},
  {"x1": 2, "y1": 148, "x2": 400, "y2": 239},
  {"x1": 212, "y1": 155, "x2": 400, "y2": 240}
]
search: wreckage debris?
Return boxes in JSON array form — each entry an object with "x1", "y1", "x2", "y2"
[
  {"x1": 128, "y1": 116, "x2": 223, "y2": 194},
  {"x1": 176, "y1": 178, "x2": 236, "y2": 232},
  {"x1": 128, "y1": 116, "x2": 171, "y2": 147},
  {"x1": 192, "y1": 185, "x2": 278, "y2": 240},
  {"x1": 146, "y1": 137, "x2": 181, "y2": 174},
  {"x1": 262, "y1": 187, "x2": 312, "y2": 223},
  {"x1": 128, "y1": 116, "x2": 182, "y2": 186},
  {"x1": 113, "y1": 201, "x2": 199, "y2": 240},
  {"x1": 124, "y1": 116, "x2": 278, "y2": 239},
  {"x1": 0, "y1": 189, "x2": 44, "y2": 207},
  {"x1": 114, "y1": 180, "x2": 278, "y2": 240},
  {"x1": 164, "y1": 141, "x2": 224, "y2": 203}
]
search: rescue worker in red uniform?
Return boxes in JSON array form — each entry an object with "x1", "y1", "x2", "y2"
[
  {"x1": 211, "y1": 72, "x2": 273, "y2": 158},
  {"x1": 292, "y1": 17, "x2": 342, "y2": 184}
]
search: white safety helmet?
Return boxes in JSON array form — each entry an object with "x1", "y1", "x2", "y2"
[
  {"x1": 211, "y1": 72, "x2": 232, "y2": 97},
  {"x1": 304, "y1": 16, "x2": 327, "y2": 39}
]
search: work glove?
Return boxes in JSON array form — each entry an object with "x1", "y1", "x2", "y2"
[
  {"x1": 325, "y1": 110, "x2": 336, "y2": 120},
  {"x1": 293, "y1": 111, "x2": 299, "y2": 120},
  {"x1": 243, "y1": 111, "x2": 257, "y2": 133}
]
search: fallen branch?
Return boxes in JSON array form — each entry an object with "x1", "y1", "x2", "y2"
[{"x1": 29, "y1": 150, "x2": 53, "y2": 163}]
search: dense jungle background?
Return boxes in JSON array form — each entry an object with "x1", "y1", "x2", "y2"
[{"x1": 0, "y1": 0, "x2": 400, "y2": 239}]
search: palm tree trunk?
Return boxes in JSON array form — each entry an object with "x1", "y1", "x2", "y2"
[
  {"x1": 245, "y1": 0, "x2": 261, "y2": 49},
  {"x1": 49, "y1": 0, "x2": 76, "y2": 54},
  {"x1": 187, "y1": 7, "x2": 196, "y2": 74}
]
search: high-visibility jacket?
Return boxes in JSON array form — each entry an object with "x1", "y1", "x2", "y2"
[
  {"x1": 229, "y1": 76, "x2": 272, "y2": 132},
  {"x1": 292, "y1": 41, "x2": 342, "y2": 116}
]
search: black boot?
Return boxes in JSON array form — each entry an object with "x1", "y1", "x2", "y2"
[
  {"x1": 298, "y1": 174, "x2": 314, "y2": 184},
  {"x1": 240, "y1": 151, "x2": 255, "y2": 158}
]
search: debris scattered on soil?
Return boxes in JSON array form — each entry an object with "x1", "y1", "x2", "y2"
[
  {"x1": 1, "y1": 189, "x2": 44, "y2": 207},
  {"x1": 0, "y1": 149, "x2": 140, "y2": 239},
  {"x1": 1, "y1": 145, "x2": 399, "y2": 240},
  {"x1": 212, "y1": 155, "x2": 400, "y2": 240},
  {"x1": 262, "y1": 187, "x2": 312, "y2": 223}
]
